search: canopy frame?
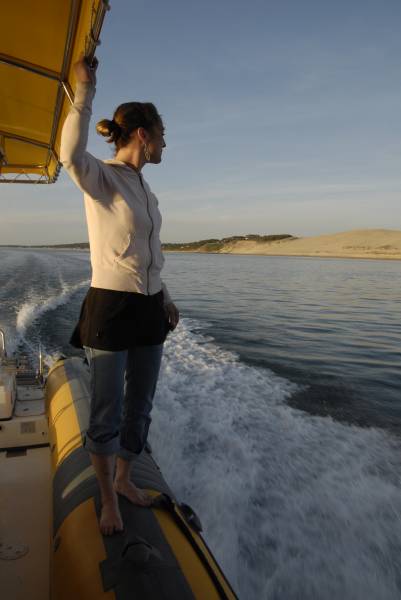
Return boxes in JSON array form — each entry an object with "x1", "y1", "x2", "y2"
[{"x1": 0, "y1": 0, "x2": 109, "y2": 184}]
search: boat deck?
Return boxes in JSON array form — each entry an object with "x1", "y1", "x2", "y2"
[{"x1": 0, "y1": 444, "x2": 51, "y2": 600}]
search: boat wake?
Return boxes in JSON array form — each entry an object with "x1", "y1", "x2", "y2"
[
  {"x1": 152, "y1": 319, "x2": 401, "y2": 600},
  {"x1": 14, "y1": 279, "x2": 89, "y2": 364},
  {"x1": 0, "y1": 249, "x2": 90, "y2": 363}
]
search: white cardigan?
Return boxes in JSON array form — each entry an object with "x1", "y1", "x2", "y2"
[{"x1": 60, "y1": 81, "x2": 172, "y2": 305}]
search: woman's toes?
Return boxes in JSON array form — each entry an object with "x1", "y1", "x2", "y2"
[{"x1": 100, "y1": 499, "x2": 124, "y2": 535}]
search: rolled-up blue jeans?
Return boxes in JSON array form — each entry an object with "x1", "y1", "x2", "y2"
[{"x1": 83, "y1": 344, "x2": 163, "y2": 461}]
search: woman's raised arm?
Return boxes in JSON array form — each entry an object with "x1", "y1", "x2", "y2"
[{"x1": 60, "y1": 56, "x2": 106, "y2": 197}]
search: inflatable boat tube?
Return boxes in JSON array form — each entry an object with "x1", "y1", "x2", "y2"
[{"x1": 45, "y1": 356, "x2": 238, "y2": 599}]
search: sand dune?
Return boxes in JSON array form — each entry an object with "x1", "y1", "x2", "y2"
[{"x1": 215, "y1": 229, "x2": 401, "y2": 260}]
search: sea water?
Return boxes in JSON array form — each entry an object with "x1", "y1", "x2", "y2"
[{"x1": 1, "y1": 247, "x2": 400, "y2": 599}]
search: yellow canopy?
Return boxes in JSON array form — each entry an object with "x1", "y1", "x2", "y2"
[{"x1": 0, "y1": 0, "x2": 109, "y2": 184}]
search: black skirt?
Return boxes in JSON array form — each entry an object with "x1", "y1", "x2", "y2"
[{"x1": 70, "y1": 287, "x2": 171, "y2": 351}]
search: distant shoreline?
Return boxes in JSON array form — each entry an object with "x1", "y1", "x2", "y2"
[
  {"x1": 2, "y1": 229, "x2": 401, "y2": 261},
  {"x1": 163, "y1": 229, "x2": 401, "y2": 261}
]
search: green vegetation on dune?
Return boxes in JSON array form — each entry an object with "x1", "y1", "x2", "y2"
[{"x1": 162, "y1": 234, "x2": 294, "y2": 252}]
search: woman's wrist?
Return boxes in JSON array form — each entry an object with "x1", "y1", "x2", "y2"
[{"x1": 74, "y1": 55, "x2": 97, "y2": 86}]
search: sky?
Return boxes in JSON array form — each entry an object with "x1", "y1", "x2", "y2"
[{"x1": 1, "y1": 0, "x2": 401, "y2": 244}]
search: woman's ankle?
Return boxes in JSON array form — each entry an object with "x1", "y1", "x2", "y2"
[
  {"x1": 113, "y1": 475, "x2": 129, "y2": 487},
  {"x1": 114, "y1": 456, "x2": 132, "y2": 483},
  {"x1": 101, "y1": 490, "x2": 119, "y2": 505}
]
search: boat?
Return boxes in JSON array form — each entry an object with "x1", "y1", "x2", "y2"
[{"x1": 0, "y1": 2, "x2": 238, "y2": 598}]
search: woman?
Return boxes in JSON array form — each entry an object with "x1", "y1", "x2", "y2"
[{"x1": 60, "y1": 56, "x2": 179, "y2": 536}]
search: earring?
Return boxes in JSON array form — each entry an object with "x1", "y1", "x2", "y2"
[{"x1": 144, "y1": 144, "x2": 151, "y2": 161}]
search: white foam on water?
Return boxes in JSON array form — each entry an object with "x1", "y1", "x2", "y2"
[
  {"x1": 151, "y1": 319, "x2": 401, "y2": 600},
  {"x1": 12, "y1": 278, "x2": 89, "y2": 362},
  {"x1": 0, "y1": 250, "x2": 76, "y2": 357}
]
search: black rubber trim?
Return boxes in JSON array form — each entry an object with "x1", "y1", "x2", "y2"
[
  {"x1": 98, "y1": 493, "x2": 196, "y2": 600},
  {"x1": 156, "y1": 494, "x2": 239, "y2": 600},
  {"x1": 179, "y1": 502, "x2": 203, "y2": 533}
]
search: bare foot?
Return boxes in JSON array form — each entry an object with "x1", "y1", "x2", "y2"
[
  {"x1": 100, "y1": 495, "x2": 124, "y2": 536},
  {"x1": 113, "y1": 478, "x2": 153, "y2": 507}
]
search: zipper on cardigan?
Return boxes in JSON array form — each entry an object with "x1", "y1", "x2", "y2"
[{"x1": 138, "y1": 172, "x2": 154, "y2": 295}]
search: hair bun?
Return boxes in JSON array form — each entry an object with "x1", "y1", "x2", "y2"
[{"x1": 96, "y1": 118, "x2": 121, "y2": 139}]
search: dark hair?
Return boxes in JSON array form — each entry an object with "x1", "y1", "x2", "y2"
[{"x1": 96, "y1": 102, "x2": 163, "y2": 151}]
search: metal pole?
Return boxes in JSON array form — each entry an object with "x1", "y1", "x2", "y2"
[
  {"x1": 38, "y1": 343, "x2": 44, "y2": 383},
  {"x1": 0, "y1": 329, "x2": 7, "y2": 358}
]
